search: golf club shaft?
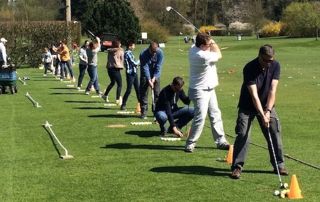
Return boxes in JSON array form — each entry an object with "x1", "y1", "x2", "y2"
[
  {"x1": 267, "y1": 127, "x2": 283, "y2": 186},
  {"x1": 169, "y1": 7, "x2": 200, "y2": 32},
  {"x1": 151, "y1": 88, "x2": 155, "y2": 112}
]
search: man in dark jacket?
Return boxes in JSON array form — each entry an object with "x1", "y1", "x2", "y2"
[{"x1": 154, "y1": 76, "x2": 194, "y2": 137}]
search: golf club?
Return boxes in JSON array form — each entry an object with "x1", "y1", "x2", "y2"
[
  {"x1": 151, "y1": 88, "x2": 155, "y2": 112},
  {"x1": 84, "y1": 28, "x2": 96, "y2": 39},
  {"x1": 166, "y1": 6, "x2": 200, "y2": 32},
  {"x1": 267, "y1": 126, "x2": 285, "y2": 189}
]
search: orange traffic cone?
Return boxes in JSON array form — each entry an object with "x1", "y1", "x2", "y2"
[
  {"x1": 225, "y1": 145, "x2": 234, "y2": 164},
  {"x1": 135, "y1": 102, "x2": 141, "y2": 114},
  {"x1": 288, "y1": 174, "x2": 303, "y2": 199}
]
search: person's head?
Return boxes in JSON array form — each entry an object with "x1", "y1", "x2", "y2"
[
  {"x1": 171, "y1": 76, "x2": 184, "y2": 92},
  {"x1": 112, "y1": 40, "x2": 121, "y2": 48},
  {"x1": 82, "y1": 40, "x2": 89, "y2": 48},
  {"x1": 126, "y1": 41, "x2": 135, "y2": 50},
  {"x1": 258, "y1": 44, "x2": 274, "y2": 68},
  {"x1": 0, "y1": 37, "x2": 7, "y2": 44},
  {"x1": 148, "y1": 41, "x2": 159, "y2": 55},
  {"x1": 195, "y1": 33, "x2": 211, "y2": 49}
]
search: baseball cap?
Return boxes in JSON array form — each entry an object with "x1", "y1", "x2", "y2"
[{"x1": 0, "y1": 38, "x2": 7, "y2": 43}]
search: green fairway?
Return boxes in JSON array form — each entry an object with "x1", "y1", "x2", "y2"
[{"x1": 1, "y1": 36, "x2": 319, "y2": 201}]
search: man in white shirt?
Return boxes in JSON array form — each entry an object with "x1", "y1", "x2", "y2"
[
  {"x1": 185, "y1": 33, "x2": 229, "y2": 152},
  {"x1": 0, "y1": 37, "x2": 8, "y2": 67}
]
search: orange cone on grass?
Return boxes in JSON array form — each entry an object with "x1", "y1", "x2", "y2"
[
  {"x1": 288, "y1": 174, "x2": 303, "y2": 199},
  {"x1": 225, "y1": 144, "x2": 234, "y2": 164}
]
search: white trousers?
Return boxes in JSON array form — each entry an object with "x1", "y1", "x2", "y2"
[{"x1": 186, "y1": 88, "x2": 228, "y2": 146}]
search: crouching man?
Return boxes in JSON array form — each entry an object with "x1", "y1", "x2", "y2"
[{"x1": 154, "y1": 76, "x2": 194, "y2": 137}]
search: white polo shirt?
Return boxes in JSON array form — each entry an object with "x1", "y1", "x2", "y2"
[{"x1": 188, "y1": 45, "x2": 219, "y2": 90}]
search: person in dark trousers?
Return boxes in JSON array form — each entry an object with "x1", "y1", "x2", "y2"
[
  {"x1": 139, "y1": 41, "x2": 164, "y2": 119},
  {"x1": 231, "y1": 44, "x2": 288, "y2": 179},
  {"x1": 77, "y1": 40, "x2": 89, "y2": 90},
  {"x1": 154, "y1": 76, "x2": 194, "y2": 137},
  {"x1": 121, "y1": 42, "x2": 140, "y2": 110},
  {"x1": 102, "y1": 40, "x2": 124, "y2": 105}
]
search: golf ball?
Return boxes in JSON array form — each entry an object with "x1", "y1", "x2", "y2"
[
  {"x1": 283, "y1": 183, "x2": 288, "y2": 189},
  {"x1": 274, "y1": 190, "x2": 280, "y2": 196},
  {"x1": 280, "y1": 193, "x2": 285, "y2": 198}
]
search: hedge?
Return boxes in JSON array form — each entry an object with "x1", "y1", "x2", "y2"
[{"x1": 0, "y1": 21, "x2": 81, "y2": 68}]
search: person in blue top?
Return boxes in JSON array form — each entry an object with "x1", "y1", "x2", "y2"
[
  {"x1": 139, "y1": 41, "x2": 164, "y2": 119},
  {"x1": 120, "y1": 41, "x2": 140, "y2": 110},
  {"x1": 231, "y1": 44, "x2": 288, "y2": 179},
  {"x1": 154, "y1": 76, "x2": 194, "y2": 137}
]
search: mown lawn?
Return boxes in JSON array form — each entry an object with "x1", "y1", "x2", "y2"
[{"x1": 0, "y1": 36, "x2": 319, "y2": 201}]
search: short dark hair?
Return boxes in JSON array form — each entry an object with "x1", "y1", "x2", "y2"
[
  {"x1": 195, "y1": 32, "x2": 211, "y2": 47},
  {"x1": 259, "y1": 44, "x2": 274, "y2": 57},
  {"x1": 126, "y1": 41, "x2": 135, "y2": 49},
  {"x1": 112, "y1": 40, "x2": 121, "y2": 48},
  {"x1": 172, "y1": 76, "x2": 184, "y2": 87}
]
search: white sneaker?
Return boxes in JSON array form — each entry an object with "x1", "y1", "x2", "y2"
[
  {"x1": 116, "y1": 96, "x2": 122, "y2": 106},
  {"x1": 85, "y1": 91, "x2": 90, "y2": 95},
  {"x1": 77, "y1": 87, "x2": 81, "y2": 90},
  {"x1": 43, "y1": 74, "x2": 47, "y2": 77},
  {"x1": 101, "y1": 95, "x2": 109, "y2": 102}
]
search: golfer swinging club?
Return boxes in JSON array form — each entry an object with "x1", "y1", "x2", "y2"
[{"x1": 231, "y1": 44, "x2": 288, "y2": 179}]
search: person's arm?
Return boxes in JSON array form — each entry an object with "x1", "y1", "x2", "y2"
[
  {"x1": 79, "y1": 49, "x2": 87, "y2": 63},
  {"x1": 264, "y1": 79, "x2": 278, "y2": 116},
  {"x1": 209, "y1": 39, "x2": 222, "y2": 59},
  {"x1": 247, "y1": 84, "x2": 269, "y2": 127},
  {"x1": 140, "y1": 52, "x2": 152, "y2": 84},
  {"x1": 152, "y1": 49, "x2": 164, "y2": 79}
]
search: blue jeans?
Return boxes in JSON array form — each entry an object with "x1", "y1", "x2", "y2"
[
  {"x1": 60, "y1": 60, "x2": 74, "y2": 79},
  {"x1": 155, "y1": 106, "x2": 194, "y2": 133},
  {"x1": 122, "y1": 73, "x2": 140, "y2": 106},
  {"x1": 86, "y1": 64, "x2": 99, "y2": 92},
  {"x1": 77, "y1": 63, "x2": 87, "y2": 87}
]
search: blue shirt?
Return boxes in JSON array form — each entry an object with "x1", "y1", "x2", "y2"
[
  {"x1": 124, "y1": 50, "x2": 139, "y2": 75},
  {"x1": 139, "y1": 47, "x2": 164, "y2": 80},
  {"x1": 238, "y1": 57, "x2": 280, "y2": 112}
]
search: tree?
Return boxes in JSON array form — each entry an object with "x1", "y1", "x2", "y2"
[
  {"x1": 283, "y1": 1, "x2": 320, "y2": 38},
  {"x1": 70, "y1": 0, "x2": 140, "y2": 45}
]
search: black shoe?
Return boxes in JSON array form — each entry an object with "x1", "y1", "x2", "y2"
[
  {"x1": 217, "y1": 142, "x2": 230, "y2": 150},
  {"x1": 274, "y1": 167, "x2": 289, "y2": 176},
  {"x1": 231, "y1": 168, "x2": 241, "y2": 179},
  {"x1": 120, "y1": 105, "x2": 126, "y2": 111}
]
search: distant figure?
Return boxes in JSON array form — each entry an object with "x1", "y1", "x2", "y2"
[
  {"x1": 154, "y1": 76, "x2": 194, "y2": 137},
  {"x1": 85, "y1": 37, "x2": 101, "y2": 95},
  {"x1": 0, "y1": 37, "x2": 8, "y2": 67},
  {"x1": 139, "y1": 41, "x2": 164, "y2": 119},
  {"x1": 121, "y1": 41, "x2": 140, "y2": 111},
  {"x1": 230, "y1": 44, "x2": 288, "y2": 179},
  {"x1": 58, "y1": 40, "x2": 75, "y2": 81},
  {"x1": 77, "y1": 40, "x2": 89, "y2": 90},
  {"x1": 42, "y1": 47, "x2": 53, "y2": 76}
]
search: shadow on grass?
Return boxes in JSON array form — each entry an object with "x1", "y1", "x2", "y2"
[
  {"x1": 88, "y1": 114, "x2": 138, "y2": 118},
  {"x1": 32, "y1": 79, "x2": 59, "y2": 82},
  {"x1": 50, "y1": 87, "x2": 76, "y2": 90},
  {"x1": 102, "y1": 143, "x2": 213, "y2": 151},
  {"x1": 42, "y1": 126, "x2": 62, "y2": 158},
  {"x1": 65, "y1": 100, "x2": 102, "y2": 104},
  {"x1": 150, "y1": 166, "x2": 230, "y2": 177},
  {"x1": 74, "y1": 106, "x2": 107, "y2": 110},
  {"x1": 51, "y1": 92, "x2": 82, "y2": 95},
  {"x1": 102, "y1": 143, "x2": 183, "y2": 150},
  {"x1": 125, "y1": 130, "x2": 159, "y2": 138}
]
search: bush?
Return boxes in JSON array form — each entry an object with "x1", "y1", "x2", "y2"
[
  {"x1": 0, "y1": 21, "x2": 81, "y2": 68},
  {"x1": 282, "y1": 2, "x2": 320, "y2": 37},
  {"x1": 141, "y1": 20, "x2": 169, "y2": 43},
  {"x1": 228, "y1": 21, "x2": 253, "y2": 36},
  {"x1": 259, "y1": 21, "x2": 284, "y2": 37}
]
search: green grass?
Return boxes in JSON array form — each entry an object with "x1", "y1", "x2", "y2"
[{"x1": 1, "y1": 36, "x2": 319, "y2": 201}]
